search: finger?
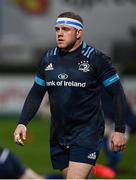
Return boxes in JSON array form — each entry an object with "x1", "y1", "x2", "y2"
[
  {"x1": 22, "y1": 131, "x2": 26, "y2": 140},
  {"x1": 110, "y1": 141, "x2": 119, "y2": 151},
  {"x1": 16, "y1": 138, "x2": 24, "y2": 146},
  {"x1": 14, "y1": 134, "x2": 24, "y2": 146},
  {"x1": 119, "y1": 144, "x2": 127, "y2": 151},
  {"x1": 110, "y1": 140, "x2": 114, "y2": 150},
  {"x1": 14, "y1": 134, "x2": 20, "y2": 142},
  {"x1": 113, "y1": 144, "x2": 126, "y2": 152},
  {"x1": 112, "y1": 145, "x2": 119, "y2": 152},
  {"x1": 120, "y1": 146, "x2": 124, "y2": 151},
  {"x1": 18, "y1": 139, "x2": 24, "y2": 146}
]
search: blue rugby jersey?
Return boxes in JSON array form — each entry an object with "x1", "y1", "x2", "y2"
[{"x1": 19, "y1": 42, "x2": 126, "y2": 147}]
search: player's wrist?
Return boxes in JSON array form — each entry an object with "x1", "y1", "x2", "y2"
[{"x1": 17, "y1": 124, "x2": 27, "y2": 130}]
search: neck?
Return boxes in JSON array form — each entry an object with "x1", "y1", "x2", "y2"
[{"x1": 69, "y1": 40, "x2": 82, "y2": 52}]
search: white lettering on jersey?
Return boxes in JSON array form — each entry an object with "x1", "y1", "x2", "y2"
[{"x1": 46, "y1": 80, "x2": 86, "y2": 88}]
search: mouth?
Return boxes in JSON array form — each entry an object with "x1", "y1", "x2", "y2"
[
  {"x1": 57, "y1": 39, "x2": 65, "y2": 45},
  {"x1": 58, "y1": 39, "x2": 64, "y2": 42}
]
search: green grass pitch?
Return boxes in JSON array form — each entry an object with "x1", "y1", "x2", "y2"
[{"x1": 0, "y1": 116, "x2": 136, "y2": 178}]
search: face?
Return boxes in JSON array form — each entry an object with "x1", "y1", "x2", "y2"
[{"x1": 55, "y1": 24, "x2": 82, "y2": 51}]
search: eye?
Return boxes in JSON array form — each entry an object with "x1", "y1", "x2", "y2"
[
  {"x1": 55, "y1": 27, "x2": 60, "y2": 32},
  {"x1": 62, "y1": 27, "x2": 70, "y2": 32}
]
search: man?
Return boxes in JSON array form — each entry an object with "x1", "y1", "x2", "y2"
[
  {"x1": 0, "y1": 146, "x2": 43, "y2": 179},
  {"x1": 14, "y1": 12, "x2": 127, "y2": 179}
]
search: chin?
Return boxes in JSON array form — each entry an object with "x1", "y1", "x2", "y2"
[{"x1": 57, "y1": 44, "x2": 67, "y2": 49}]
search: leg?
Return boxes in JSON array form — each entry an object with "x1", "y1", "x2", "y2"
[
  {"x1": 67, "y1": 144, "x2": 101, "y2": 179},
  {"x1": 61, "y1": 167, "x2": 68, "y2": 178},
  {"x1": 20, "y1": 168, "x2": 43, "y2": 179},
  {"x1": 50, "y1": 144, "x2": 69, "y2": 178},
  {"x1": 67, "y1": 161, "x2": 93, "y2": 179}
]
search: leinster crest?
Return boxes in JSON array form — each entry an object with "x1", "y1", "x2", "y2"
[{"x1": 78, "y1": 61, "x2": 90, "y2": 72}]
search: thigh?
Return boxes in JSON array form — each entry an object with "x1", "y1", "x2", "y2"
[
  {"x1": 67, "y1": 161, "x2": 93, "y2": 179},
  {"x1": 67, "y1": 145, "x2": 100, "y2": 179},
  {"x1": 61, "y1": 167, "x2": 68, "y2": 179},
  {"x1": 20, "y1": 168, "x2": 43, "y2": 179},
  {"x1": 70, "y1": 145, "x2": 100, "y2": 166}
]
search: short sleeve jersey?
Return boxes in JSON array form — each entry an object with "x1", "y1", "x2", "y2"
[{"x1": 35, "y1": 42, "x2": 120, "y2": 148}]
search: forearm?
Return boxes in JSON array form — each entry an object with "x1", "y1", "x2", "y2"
[
  {"x1": 105, "y1": 81, "x2": 127, "y2": 133},
  {"x1": 19, "y1": 83, "x2": 46, "y2": 126}
]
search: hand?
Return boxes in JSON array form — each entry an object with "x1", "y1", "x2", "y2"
[
  {"x1": 14, "y1": 124, "x2": 27, "y2": 146},
  {"x1": 110, "y1": 132, "x2": 127, "y2": 152}
]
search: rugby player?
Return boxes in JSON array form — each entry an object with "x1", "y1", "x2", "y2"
[{"x1": 14, "y1": 12, "x2": 127, "y2": 179}]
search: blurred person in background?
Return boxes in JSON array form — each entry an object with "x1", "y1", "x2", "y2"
[
  {"x1": 0, "y1": 146, "x2": 43, "y2": 179},
  {"x1": 91, "y1": 89, "x2": 136, "y2": 178},
  {"x1": 13, "y1": 12, "x2": 127, "y2": 179},
  {"x1": 0, "y1": 146, "x2": 63, "y2": 179}
]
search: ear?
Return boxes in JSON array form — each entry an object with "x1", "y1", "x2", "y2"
[{"x1": 76, "y1": 29, "x2": 83, "y2": 39}]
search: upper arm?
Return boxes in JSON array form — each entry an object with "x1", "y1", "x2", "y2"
[
  {"x1": 34, "y1": 54, "x2": 46, "y2": 88},
  {"x1": 93, "y1": 52, "x2": 120, "y2": 88}
]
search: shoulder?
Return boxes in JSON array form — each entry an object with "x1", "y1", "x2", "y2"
[
  {"x1": 81, "y1": 42, "x2": 110, "y2": 61},
  {"x1": 0, "y1": 147, "x2": 10, "y2": 160},
  {"x1": 82, "y1": 43, "x2": 113, "y2": 70},
  {"x1": 46, "y1": 47, "x2": 59, "y2": 58},
  {"x1": 41, "y1": 47, "x2": 59, "y2": 62},
  {"x1": 89, "y1": 48, "x2": 112, "y2": 69},
  {"x1": 81, "y1": 42, "x2": 95, "y2": 59},
  {"x1": 92, "y1": 48, "x2": 111, "y2": 62}
]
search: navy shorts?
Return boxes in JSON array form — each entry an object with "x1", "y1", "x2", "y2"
[
  {"x1": 0, "y1": 148, "x2": 26, "y2": 179},
  {"x1": 50, "y1": 144, "x2": 100, "y2": 170}
]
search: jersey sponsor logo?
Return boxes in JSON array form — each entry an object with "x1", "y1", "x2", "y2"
[
  {"x1": 87, "y1": 152, "x2": 96, "y2": 160},
  {"x1": 44, "y1": 63, "x2": 54, "y2": 71},
  {"x1": 78, "y1": 61, "x2": 90, "y2": 72},
  {"x1": 58, "y1": 73, "x2": 68, "y2": 80},
  {"x1": 46, "y1": 80, "x2": 86, "y2": 88}
]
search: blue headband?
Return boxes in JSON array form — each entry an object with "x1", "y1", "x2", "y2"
[{"x1": 56, "y1": 17, "x2": 83, "y2": 30}]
